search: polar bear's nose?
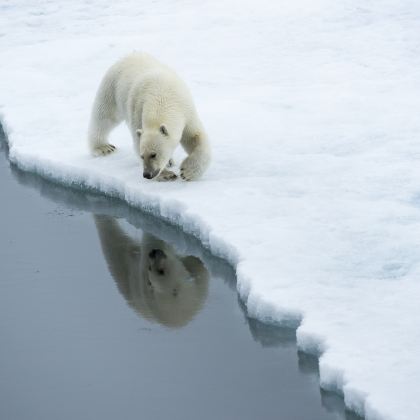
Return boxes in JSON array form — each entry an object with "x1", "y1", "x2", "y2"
[{"x1": 143, "y1": 172, "x2": 152, "y2": 179}]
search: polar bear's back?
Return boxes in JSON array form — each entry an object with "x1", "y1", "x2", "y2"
[
  {"x1": 112, "y1": 52, "x2": 172, "y2": 81},
  {"x1": 104, "y1": 52, "x2": 194, "y2": 123}
]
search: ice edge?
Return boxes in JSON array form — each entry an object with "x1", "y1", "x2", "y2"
[{"x1": 1, "y1": 116, "x2": 374, "y2": 420}]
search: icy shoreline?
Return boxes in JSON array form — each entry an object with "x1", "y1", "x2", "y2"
[
  {"x1": 0, "y1": 115, "x2": 412, "y2": 419},
  {"x1": 2, "y1": 1, "x2": 420, "y2": 419}
]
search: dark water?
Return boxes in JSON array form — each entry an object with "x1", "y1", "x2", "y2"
[{"x1": 0, "y1": 127, "x2": 360, "y2": 420}]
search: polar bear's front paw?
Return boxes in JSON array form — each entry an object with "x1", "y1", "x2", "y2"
[
  {"x1": 93, "y1": 144, "x2": 116, "y2": 156},
  {"x1": 157, "y1": 169, "x2": 178, "y2": 182},
  {"x1": 180, "y1": 157, "x2": 202, "y2": 181}
]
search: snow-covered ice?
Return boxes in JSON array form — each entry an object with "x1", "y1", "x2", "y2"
[{"x1": 1, "y1": 1, "x2": 420, "y2": 419}]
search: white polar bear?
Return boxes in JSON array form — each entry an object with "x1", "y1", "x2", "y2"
[
  {"x1": 88, "y1": 52, "x2": 211, "y2": 181},
  {"x1": 94, "y1": 215, "x2": 209, "y2": 328}
]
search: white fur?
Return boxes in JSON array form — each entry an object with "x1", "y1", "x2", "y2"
[
  {"x1": 88, "y1": 52, "x2": 211, "y2": 181},
  {"x1": 94, "y1": 215, "x2": 209, "y2": 328}
]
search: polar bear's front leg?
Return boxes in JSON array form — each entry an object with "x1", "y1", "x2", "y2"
[
  {"x1": 180, "y1": 132, "x2": 211, "y2": 181},
  {"x1": 88, "y1": 115, "x2": 119, "y2": 156},
  {"x1": 88, "y1": 100, "x2": 122, "y2": 156},
  {"x1": 88, "y1": 75, "x2": 120, "y2": 156}
]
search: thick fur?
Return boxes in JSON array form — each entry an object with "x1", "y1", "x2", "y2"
[
  {"x1": 88, "y1": 52, "x2": 211, "y2": 181},
  {"x1": 94, "y1": 215, "x2": 209, "y2": 328}
]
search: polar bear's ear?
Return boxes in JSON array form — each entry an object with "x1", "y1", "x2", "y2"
[
  {"x1": 136, "y1": 129, "x2": 143, "y2": 138},
  {"x1": 159, "y1": 124, "x2": 169, "y2": 136}
]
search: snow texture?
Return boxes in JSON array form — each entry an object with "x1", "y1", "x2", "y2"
[{"x1": 1, "y1": 1, "x2": 420, "y2": 419}]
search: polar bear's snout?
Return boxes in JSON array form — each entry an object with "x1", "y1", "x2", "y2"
[
  {"x1": 142, "y1": 159, "x2": 165, "y2": 180},
  {"x1": 143, "y1": 170, "x2": 159, "y2": 179},
  {"x1": 148, "y1": 249, "x2": 168, "y2": 279},
  {"x1": 140, "y1": 138, "x2": 172, "y2": 180}
]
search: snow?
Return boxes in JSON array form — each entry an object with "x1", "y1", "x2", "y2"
[{"x1": 1, "y1": 1, "x2": 420, "y2": 419}]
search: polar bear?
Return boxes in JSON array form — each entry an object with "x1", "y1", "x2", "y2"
[
  {"x1": 94, "y1": 215, "x2": 209, "y2": 328},
  {"x1": 88, "y1": 53, "x2": 211, "y2": 181}
]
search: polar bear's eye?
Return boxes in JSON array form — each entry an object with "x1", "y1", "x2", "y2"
[
  {"x1": 150, "y1": 153, "x2": 157, "y2": 159},
  {"x1": 140, "y1": 155, "x2": 144, "y2": 160}
]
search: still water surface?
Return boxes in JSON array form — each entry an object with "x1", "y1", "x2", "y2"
[{"x1": 0, "y1": 131, "x2": 360, "y2": 420}]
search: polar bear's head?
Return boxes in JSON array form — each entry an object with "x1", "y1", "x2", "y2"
[
  {"x1": 136, "y1": 125, "x2": 176, "y2": 179},
  {"x1": 144, "y1": 247, "x2": 209, "y2": 328},
  {"x1": 94, "y1": 216, "x2": 209, "y2": 329}
]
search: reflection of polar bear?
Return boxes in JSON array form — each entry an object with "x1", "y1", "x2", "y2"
[
  {"x1": 94, "y1": 215, "x2": 208, "y2": 328},
  {"x1": 88, "y1": 53, "x2": 211, "y2": 181}
]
